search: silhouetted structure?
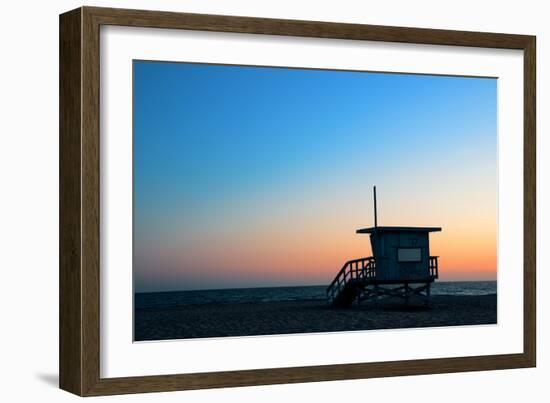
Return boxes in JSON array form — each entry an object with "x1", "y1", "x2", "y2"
[{"x1": 327, "y1": 187, "x2": 441, "y2": 307}]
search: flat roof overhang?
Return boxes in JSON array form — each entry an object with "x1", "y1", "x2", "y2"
[{"x1": 356, "y1": 226, "x2": 442, "y2": 234}]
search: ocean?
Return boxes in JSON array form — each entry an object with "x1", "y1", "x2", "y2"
[{"x1": 135, "y1": 281, "x2": 496, "y2": 310}]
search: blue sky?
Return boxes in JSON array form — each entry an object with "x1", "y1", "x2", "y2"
[{"x1": 133, "y1": 60, "x2": 497, "y2": 292}]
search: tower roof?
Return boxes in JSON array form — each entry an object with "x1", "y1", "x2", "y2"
[{"x1": 356, "y1": 226, "x2": 442, "y2": 234}]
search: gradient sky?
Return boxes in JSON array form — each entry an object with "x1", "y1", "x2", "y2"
[{"x1": 133, "y1": 61, "x2": 497, "y2": 293}]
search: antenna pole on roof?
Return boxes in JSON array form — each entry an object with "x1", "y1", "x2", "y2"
[{"x1": 373, "y1": 185, "x2": 378, "y2": 228}]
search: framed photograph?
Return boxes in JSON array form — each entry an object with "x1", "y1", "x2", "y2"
[{"x1": 59, "y1": 6, "x2": 536, "y2": 396}]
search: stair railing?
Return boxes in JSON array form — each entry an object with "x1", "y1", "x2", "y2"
[{"x1": 326, "y1": 257, "x2": 376, "y2": 303}]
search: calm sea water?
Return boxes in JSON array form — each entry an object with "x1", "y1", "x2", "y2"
[{"x1": 135, "y1": 281, "x2": 496, "y2": 310}]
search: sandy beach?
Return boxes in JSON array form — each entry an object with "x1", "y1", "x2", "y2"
[{"x1": 134, "y1": 294, "x2": 497, "y2": 341}]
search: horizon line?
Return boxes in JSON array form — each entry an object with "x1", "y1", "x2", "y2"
[{"x1": 135, "y1": 279, "x2": 497, "y2": 294}]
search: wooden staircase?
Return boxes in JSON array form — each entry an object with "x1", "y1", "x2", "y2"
[{"x1": 326, "y1": 257, "x2": 376, "y2": 307}]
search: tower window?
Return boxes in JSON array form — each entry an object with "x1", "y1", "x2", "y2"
[{"x1": 397, "y1": 248, "x2": 421, "y2": 262}]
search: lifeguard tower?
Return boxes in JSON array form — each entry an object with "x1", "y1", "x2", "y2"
[{"x1": 327, "y1": 187, "x2": 441, "y2": 307}]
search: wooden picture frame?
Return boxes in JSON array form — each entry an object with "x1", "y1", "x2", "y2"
[{"x1": 59, "y1": 6, "x2": 536, "y2": 396}]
